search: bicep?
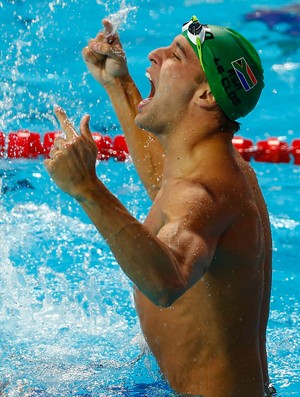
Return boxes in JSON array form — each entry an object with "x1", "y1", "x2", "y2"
[
  {"x1": 156, "y1": 218, "x2": 219, "y2": 289},
  {"x1": 154, "y1": 185, "x2": 233, "y2": 288}
]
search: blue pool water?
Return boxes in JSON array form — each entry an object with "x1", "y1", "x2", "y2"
[{"x1": 1, "y1": 0, "x2": 300, "y2": 396}]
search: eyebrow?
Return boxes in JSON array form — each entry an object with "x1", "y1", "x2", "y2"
[{"x1": 175, "y1": 41, "x2": 187, "y2": 58}]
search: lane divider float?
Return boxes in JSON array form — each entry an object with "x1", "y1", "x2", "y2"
[
  {"x1": 0, "y1": 131, "x2": 300, "y2": 164},
  {"x1": 0, "y1": 131, "x2": 129, "y2": 161},
  {"x1": 232, "y1": 136, "x2": 299, "y2": 164}
]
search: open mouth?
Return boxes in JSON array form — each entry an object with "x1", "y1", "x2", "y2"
[
  {"x1": 146, "y1": 71, "x2": 155, "y2": 97},
  {"x1": 137, "y1": 71, "x2": 155, "y2": 112}
]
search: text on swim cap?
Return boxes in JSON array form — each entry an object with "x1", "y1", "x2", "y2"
[{"x1": 213, "y1": 57, "x2": 243, "y2": 107}]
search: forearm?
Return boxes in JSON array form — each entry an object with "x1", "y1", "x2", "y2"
[
  {"x1": 77, "y1": 179, "x2": 183, "y2": 306},
  {"x1": 104, "y1": 75, "x2": 164, "y2": 199}
]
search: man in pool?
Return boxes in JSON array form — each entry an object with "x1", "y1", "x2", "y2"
[{"x1": 45, "y1": 16, "x2": 275, "y2": 397}]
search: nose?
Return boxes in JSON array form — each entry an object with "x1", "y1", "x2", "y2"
[{"x1": 148, "y1": 46, "x2": 168, "y2": 65}]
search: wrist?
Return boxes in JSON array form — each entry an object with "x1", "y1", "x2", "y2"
[
  {"x1": 73, "y1": 178, "x2": 103, "y2": 204},
  {"x1": 104, "y1": 73, "x2": 133, "y2": 91}
]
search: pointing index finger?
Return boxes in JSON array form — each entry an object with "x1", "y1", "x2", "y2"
[{"x1": 54, "y1": 106, "x2": 78, "y2": 141}]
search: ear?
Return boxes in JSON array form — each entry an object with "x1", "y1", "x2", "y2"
[{"x1": 193, "y1": 81, "x2": 217, "y2": 110}]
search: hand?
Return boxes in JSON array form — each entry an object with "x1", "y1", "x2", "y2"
[
  {"x1": 82, "y1": 19, "x2": 129, "y2": 86},
  {"x1": 44, "y1": 106, "x2": 99, "y2": 200}
]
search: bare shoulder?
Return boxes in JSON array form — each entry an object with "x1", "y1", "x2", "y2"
[
  {"x1": 157, "y1": 154, "x2": 268, "y2": 245},
  {"x1": 162, "y1": 161, "x2": 252, "y2": 216},
  {"x1": 157, "y1": 174, "x2": 239, "y2": 242}
]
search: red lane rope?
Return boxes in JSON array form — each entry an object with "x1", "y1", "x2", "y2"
[
  {"x1": 232, "y1": 136, "x2": 300, "y2": 164},
  {"x1": 0, "y1": 131, "x2": 300, "y2": 164},
  {"x1": 0, "y1": 131, "x2": 129, "y2": 162}
]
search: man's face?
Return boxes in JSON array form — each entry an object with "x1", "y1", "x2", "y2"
[{"x1": 135, "y1": 34, "x2": 203, "y2": 135}]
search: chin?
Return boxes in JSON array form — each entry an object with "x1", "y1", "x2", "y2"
[
  {"x1": 135, "y1": 110, "x2": 165, "y2": 137},
  {"x1": 135, "y1": 113, "x2": 153, "y2": 133}
]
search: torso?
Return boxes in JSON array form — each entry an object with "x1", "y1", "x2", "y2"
[{"x1": 134, "y1": 148, "x2": 272, "y2": 397}]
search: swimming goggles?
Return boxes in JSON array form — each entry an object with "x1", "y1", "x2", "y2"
[{"x1": 182, "y1": 15, "x2": 207, "y2": 69}]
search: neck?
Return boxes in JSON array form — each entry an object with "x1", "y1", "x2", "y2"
[{"x1": 157, "y1": 113, "x2": 235, "y2": 179}]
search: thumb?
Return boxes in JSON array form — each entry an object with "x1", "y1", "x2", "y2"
[
  {"x1": 80, "y1": 114, "x2": 93, "y2": 139},
  {"x1": 102, "y1": 18, "x2": 123, "y2": 46},
  {"x1": 102, "y1": 18, "x2": 117, "y2": 40}
]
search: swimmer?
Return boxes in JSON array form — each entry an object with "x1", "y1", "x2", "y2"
[{"x1": 45, "y1": 15, "x2": 275, "y2": 397}]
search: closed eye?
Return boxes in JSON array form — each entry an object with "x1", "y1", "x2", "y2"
[{"x1": 175, "y1": 41, "x2": 187, "y2": 59}]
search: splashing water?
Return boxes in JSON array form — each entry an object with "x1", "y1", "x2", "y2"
[
  {"x1": 0, "y1": 0, "x2": 139, "y2": 134},
  {"x1": 2, "y1": 0, "x2": 300, "y2": 395},
  {"x1": 0, "y1": 1, "x2": 80, "y2": 132},
  {"x1": 96, "y1": 0, "x2": 138, "y2": 33},
  {"x1": 0, "y1": 161, "x2": 156, "y2": 396}
]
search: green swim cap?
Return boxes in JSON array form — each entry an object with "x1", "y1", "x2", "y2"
[{"x1": 182, "y1": 16, "x2": 264, "y2": 120}]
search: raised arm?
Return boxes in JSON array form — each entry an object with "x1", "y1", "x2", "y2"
[
  {"x1": 44, "y1": 108, "x2": 219, "y2": 306},
  {"x1": 82, "y1": 19, "x2": 164, "y2": 200}
]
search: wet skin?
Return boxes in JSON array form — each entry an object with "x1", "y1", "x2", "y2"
[{"x1": 45, "y1": 19, "x2": 272, "y2": 397}]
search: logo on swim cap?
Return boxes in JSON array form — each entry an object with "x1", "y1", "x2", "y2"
[
  {"x1": 231, "y1": 57, "x2": 258, "y2": 92},
  {"x1": 182, "y1": 16, "x2": 264, "y2": 120}
]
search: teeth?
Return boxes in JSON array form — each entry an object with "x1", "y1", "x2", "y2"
[{"x1": 145, "y1": 71, "x2": 152, "y2": 81}]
